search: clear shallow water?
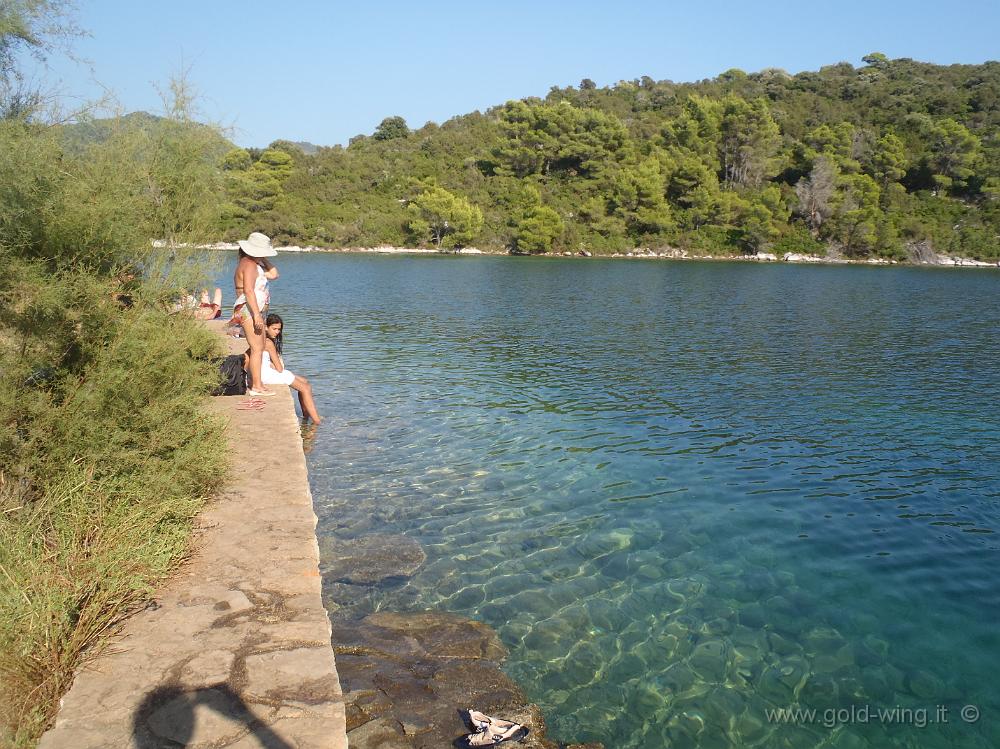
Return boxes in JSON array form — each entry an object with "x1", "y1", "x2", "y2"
[{"x1": 260, "y1": 255, "x2": 999, "y2": 748}]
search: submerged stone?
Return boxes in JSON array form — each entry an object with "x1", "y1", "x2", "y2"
[
  {"x1": 319, "y1": 533, "x2": 426, "y2": 585},
  {"x1": 767, "y1": 631, "x2": 800, "y2": 657},
  {"x1": 802, "y1": 626, "x2": 846, "y2": 656},
  {"x1": 656, "y1": 661, "x2": 699, "y2": 697},
  {"x1": 627, "y1": 682, "x2": 668, "y2": 715},
  {"x1": 733, "y1": 708, "x2": 772, "y2": 744},
  {"x1": 855, "y1": 635, "x2": 888, "y2": 667},
  {"x1": 906, "y1": 669, "x2": 944, "y2": 701},
  {"x1": 824, "y1": 728, "x2": 870, "y2": 749},
  {"x1": 799, "y1": 671, "x2": 840, "y2": 710},
  {"x1": 605, "y1": 653, "x2": 647, "y2": 686},
  {"x1": 689, "y1": 639, "x2": 729, "y2": 682},
  {"x1": 698, "y1": 686, "x2": 746, "y2": 728},
  {"x1": 331, "y1": 610, "x2": 579, "y2": 748},
  {"x1": 758, "y1": 664, "x2": 795, "y2": 704}
]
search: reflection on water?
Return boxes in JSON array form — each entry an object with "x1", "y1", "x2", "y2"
[{"x1": 264, "y1": 254, "x2": 999, "y2": 748}]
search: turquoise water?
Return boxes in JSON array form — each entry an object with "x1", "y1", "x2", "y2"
[{"x1": 263, "y1": 255, "x2": 999, "y2": 748}]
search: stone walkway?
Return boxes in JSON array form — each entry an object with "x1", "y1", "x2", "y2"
[{"x1": 39, "y1": 322, "x2": 347, "y2": 749}]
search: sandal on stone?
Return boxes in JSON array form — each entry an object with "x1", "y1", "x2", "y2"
[{"x1": 464, "y1": 710, "x2": 526, "y2": 746}]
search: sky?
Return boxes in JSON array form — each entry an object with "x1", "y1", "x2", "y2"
[{"x1": 22, "y1": 0, "x2": 1000, "y2": 148}]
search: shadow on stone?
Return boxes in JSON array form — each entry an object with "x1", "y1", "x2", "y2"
[{"x1": 132, "y1": 684, "x2": 293, "y2": 749}]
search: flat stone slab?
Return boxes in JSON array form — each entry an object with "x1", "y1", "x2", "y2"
[{"x1": 39, "y1": 321, "x2": 346, "y2": 749}]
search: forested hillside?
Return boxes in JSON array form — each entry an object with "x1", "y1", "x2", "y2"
[{"x1": 225, "y1": 55, "x2": 997, "y2": 259}]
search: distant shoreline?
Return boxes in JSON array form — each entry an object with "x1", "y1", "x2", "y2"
[{"x1": 182, "y1": 242, "x2": 1000, "y2": 269}]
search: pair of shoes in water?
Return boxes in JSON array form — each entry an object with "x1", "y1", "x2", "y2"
[{"x1": 463, "y1": 709, "x2": 527, "y2": 746}]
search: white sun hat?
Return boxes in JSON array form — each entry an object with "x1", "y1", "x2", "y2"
[{"x1": 238, "y1": 232, "x2": 277, "y2": 258}]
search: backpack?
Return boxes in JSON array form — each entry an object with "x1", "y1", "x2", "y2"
[{"x1": 213, "y1": 354, "x2": 248, "y2": 396}]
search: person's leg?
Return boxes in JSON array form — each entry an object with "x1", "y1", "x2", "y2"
[
  {"x1": 292, "y1": 375, "x2": 322, "y2": 423},
  {"x1": 240, "y1": 317, "x2": 271, "y2": 394}
]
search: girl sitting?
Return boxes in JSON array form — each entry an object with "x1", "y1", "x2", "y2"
[{"x1": 255, "y1": 313, "x2": 323, "y2": 424}]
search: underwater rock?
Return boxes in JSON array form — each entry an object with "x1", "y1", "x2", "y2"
[
  {"x1": 767, "y1": 631, "x2": 799, "y2": 657},
  {"x1": 319, "y1": 533, "x2": 426, "y2": 585},
  {"x1": 906, "y1": 669, "x2": 944, "y2": 701},
  {"x1": 737, "y1": 601, "x2": 767, "y2": 629},
  {"x1": 575, "y1": 529, "x2": 634, "y2": 558},
  {"x1": 770, "y1": 724, "x2": 825, "y2": 748},
  {"x1": 665, "y1": 577, "x2": 704, "y2": 604},
  {"x1": 698, "y1": 686, "x2": 747, "y2": 727},
  {"x1": 689, "y1": 639, "x2": 730, "y2": 682},
  {"x1": 758, "y1": 664, "x2": 795, "y2": 704},
  {"x1": 626, "y1": 682, "x2": 668, "y2": 715},
  {"x1": 835, "y1": 673, "x2": 866, "y2": 707},
  {"x1": 740, "y1": 569, "x2": 776, "y2": 599},
  {"x1": 800, "y1": 671, "x2": 840, "y2": 710},
  {"x1": 584, "y1": 597, "x2": 629, "y2": 633},
  {"x1": 802, "y1": 626, "x2": 846, "y2": 656},
  {"x1": 824, "y1": 728, "x2": 870, "y2": 749},
  {"x1": 733, "y1": 708, "x2": 772, "y2": 744},
  {"x1": 657, "y1": 661, "x2": 699, "y2": 697},
  {"x1": 731, "y1": 636, "x2": 764, "y2": 669},
  {"x1": 854, "y1": 636, "x2": 886, "y2": 668},
  {"x1": 860, "y1": 666, "x2": 893, "y2": 704},
  {"x1": 764, "y1": 595, "x2": 805, "y2": 636},
  {"x1": 661, "y1": 712, "x2": 708, "y2": 749},
  {"x1": 332, "y1": 610, "x2": 593, "y2": 748},
  {"x1": 563, "y1": 641, "x2": 604, "y2": 685},
  {"x1": 700, "y1": 616, "x2": 734, "y2": 637},
  {"x1": 447, "y1": 585, "x2": 487, "y2": 609},
  {"x1": 780, "y1": 654, "x2": 808, "y2": 683},
  {"x1": 881, "y1": 662, "x2": 907, "y2": 693},
  {"x1": 522, "y1": 618, "x2": 571, "y2": 652},
  {"x1": 605, "y1": 653, "x2": 647, "y2": 686}
]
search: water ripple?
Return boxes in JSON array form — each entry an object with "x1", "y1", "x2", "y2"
[{"x1": 253, "y1": 255, "x2": 1000, "y2": 749}]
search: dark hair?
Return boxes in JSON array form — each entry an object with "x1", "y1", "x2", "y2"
[{"x1": 265, "y1": 313, "x2": 284, "y2": 355}]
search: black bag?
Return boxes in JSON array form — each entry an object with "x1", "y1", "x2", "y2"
[{"x1": 213, "y1": 354, "x2": 247, "y2": 396}]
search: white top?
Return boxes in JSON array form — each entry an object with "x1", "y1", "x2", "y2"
[
  {"x1": 234, "y1": 264, "x2": 269, "y2": 310},
  {"x1": 261, "y1": 350, "x2": 294, "y2": 386}
]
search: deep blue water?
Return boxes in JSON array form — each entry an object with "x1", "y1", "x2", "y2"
[{"x1": 248, "y1": 254, "x2": 1000, "y2": 748}]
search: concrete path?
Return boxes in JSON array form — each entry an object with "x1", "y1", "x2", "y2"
[{"x1": 40, "y1": 322, "x2": 347, "y2": 749}]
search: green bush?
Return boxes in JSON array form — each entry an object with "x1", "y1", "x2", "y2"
[
  {"x1": 771, "y1": 226, "x2": 827, "y2": 257},
  {"x1": 0, "y1": 107, "x2": 225, "y2": 746},
  {"x1": 678, "y1": 225, "x2": 743, "y2": 255}
]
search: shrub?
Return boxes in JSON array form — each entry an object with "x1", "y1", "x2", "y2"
[{"x1": 0, "y1": 100, "x2": 225, "y2": 746}]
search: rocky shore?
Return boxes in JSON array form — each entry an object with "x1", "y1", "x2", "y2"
[
  {"x1": 317, "y1": 534, "x2": 602, "y2": 749},
  {"x1": 194, "y1": 241, "x2": 999, "y2": 268}
]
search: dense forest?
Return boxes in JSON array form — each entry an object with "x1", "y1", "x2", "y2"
[{"x1": 212, "y1": 55, "x2": 999, "y2": 260}]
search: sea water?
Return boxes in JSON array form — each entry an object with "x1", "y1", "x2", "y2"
[{"x1": 262, "y1": 254, "x2": 999, "y2": 748}]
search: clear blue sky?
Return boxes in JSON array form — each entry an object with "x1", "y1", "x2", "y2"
[{"x1": 24, "y1": 0, "x2": 1000, "y2": 148}]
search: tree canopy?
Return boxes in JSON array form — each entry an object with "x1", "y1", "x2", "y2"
[{"x1": 166, "y1": 56, "x2": 1000, "y2": 260}]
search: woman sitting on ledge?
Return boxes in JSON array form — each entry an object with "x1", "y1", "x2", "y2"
[{"x1": 250, "y1": 313, "x2": 323, "y2": 424}]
